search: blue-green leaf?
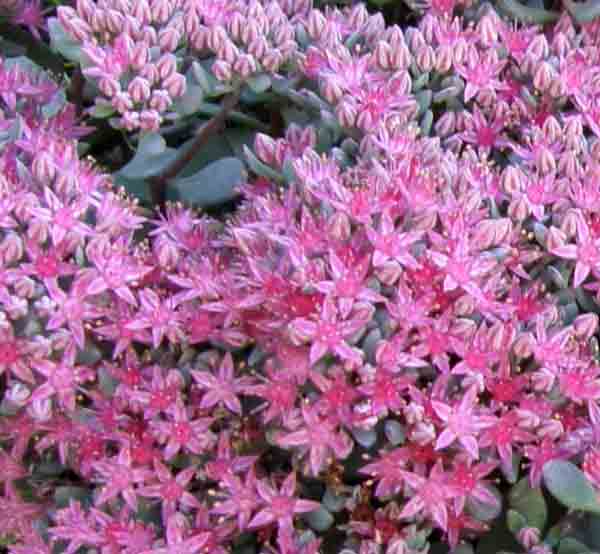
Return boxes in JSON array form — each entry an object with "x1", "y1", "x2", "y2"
[
  {"x1": 543, "y1": 461, "x2": 600, "y2": 514},
  {"x1": 167, "y1": 157, "x2": 245, "y2": 207},
  {"x1": 117, "y1": 133, "x2": 178, "y2": 180},
  {"x1": 47, "y1": 17, "x2": 82, "y2": 62}
]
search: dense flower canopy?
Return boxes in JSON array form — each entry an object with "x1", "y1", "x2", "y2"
[{"x1": 4, "y1": 0, "x2": 600, "y2": 553}]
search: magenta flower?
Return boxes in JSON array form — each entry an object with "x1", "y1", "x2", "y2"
[
  {"x1": 31, "y1": 345, "x2": 94, "y2": 412},
  {"x1": 431, "y1": 386, "x2": 497, "y2": 460},
  {"x1": 248, "y1": 472, "x2": 320, "y2": 535},
  {"x1": 290, "y1": 297, "x2": 366, "y2": 367},
  {"x1": 278, "y1": 404, "x2": 353, "y2": 475},
  {"x1": 139, "y1": 461, "x2": 200, "y2": 524},
  {"x1": 192, "y1": 352, "x2": 253, "y2": 415}
]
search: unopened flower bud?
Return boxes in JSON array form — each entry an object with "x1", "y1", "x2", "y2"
[
  {"x1": 583, "y1": 448, "x2": 600, "y2": 488},
  {"x1": 159, "y1": 27, "x2": 181, "y2": 52},
  {"x1": 217, "y1": 39, "x2": 239, "y2": 65},
  {"x1": 254, "y1": 133, "x2": 277, "y2": 165},
  {"x1": 139, "y1": 109, "x2": 161, "y2": 131},
  {"x1": 373, "y1": 41, "x2": 392, "y2": 71},
  {"x1": 518, "y1": 527, "x2": 541, "y2": 550},
  {"x1": 538, "y1": 418, "x2": 563, "y2": 440},
  {"x1": 411, "y1": 422, "x2": 436, "y2": 445},
  {"x1": 240, "y1": 21, "x2": 259, "y2": 46},
  {"x1": 435, "y1": 45, "x2": 454, "y2": 73},
  {"x1": 336, "y1": 99, "x2": 357, "y2": 129},
  {"x1": 307, "y1": 9, "x2": 326, "y2": 39},
  {"x1": 149, "y1": 89, "x2": 171, "y2": 111},
  {"x1": 112, "y1": 92, "x2": 133, "y2": 114},
  {"x1": 105, "y1": 9, "x2": 123, "y2": 33},
  {"x1": 163, "y1": 72, "x2": 186, "y2": 98},
  {"x1": 132, "y1": 0, "x2": 152, "y2": 25},
  {"x1": 151, "y1": 0, "x2": 171, "y2": 24},
  {"x1": 261, "y1": 49, "x2": 283, "y2": 73},
  {"x1": 0, "y1": 233, "x2": 23, "y2": 264},
  {"x1": 478, "y1": 14, "x2": 498, "y2": 46},
  {"x1": 533, "y1": 61, "x2": 554, "y2": 92},
  {"x1": 228, "y1": 11, "x2": 245, "y2": 42},
  {"x1": 508, "y1": 197, "x2": 529, "y2": 222},
  {"x1": 32, "y1": 152, "x2": 56, "y2": 183},
  {"x1": 531, "y1": 368, "x2": 555, "y2": 393},
  {"x1": 121, "y1": 111, "x2": 141, "y2": 131},
  {"x1": 513, "y1": 333, "x2": 534, "y2": 358},
  {"x1": 233, "y1": 53, "x2": 257, "y2": 79},
  {"x1": 29, "y1": 398, "x2": 52, "y2": 422},
  {"x1": 416, "y1": 45, "x2": 435, "y2": 73},
  {"x1": 156, "y1": 53, "x2": 177, "y2": 80},
  {"x1": 248, "y1": 37, "x2": 268, "y2": 61},
  {"x1": 128, "y1": 77, "x2": 151, "y2": 103},
  {"x1": 501, "y1": 165, "x2": 524, "y2": 195},
  {"x1": 14, "y1": 277, "x2": 35, "y2": 298},
  {"x1": 321, "y1": 79, "x2": 344, "y2": 104},
  {"x1": 537, "y1": 146, "x2": 556, "y2": 174},
  {"x1": 129, "y1": 42, "x2": 150, "y2": 71},
  {"x1": 208, "y1": 25, "x2": 228, "y2": 52},
  {"x1": 154, "y1": 236, "x2": 179, "y2": 268}
]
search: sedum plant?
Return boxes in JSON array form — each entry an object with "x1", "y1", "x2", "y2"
[{"x1": 6, "y1": 1, "x2": 600, "y2": 554}]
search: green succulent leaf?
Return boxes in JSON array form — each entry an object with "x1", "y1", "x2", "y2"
[
  {"x1": 508, "y1": 478, "x2": 548, "y2": 531},
  {"x1": 117, "y1": 133, "x2": 178, "y2": 180},
  {"x1": 167, "y1": 157, "x2": 245, "y2": 207},
  {"x1": 558, "y1": 537, "x2": 594, "y2": 554},
  {"x1": 47, "y1": 17, "x2": 83, "y2": 62},
  {"x1": 543, "y1": 461, "x2": 600, "y2": 514}
]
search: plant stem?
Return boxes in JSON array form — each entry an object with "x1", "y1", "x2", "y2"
[{"x1": 149, "y1": 88, "x2": 241, "y2": 208}]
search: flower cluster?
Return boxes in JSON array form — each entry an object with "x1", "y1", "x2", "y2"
[{"x1": 6, "y1": 0, "x2": 600, "y2": 554}]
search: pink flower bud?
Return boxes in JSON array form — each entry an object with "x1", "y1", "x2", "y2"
[
  {"x1": 130, "y1": 42, "x2": 149, "y2": 71},
  {"x1": 435, "y1": 45, "x2": 453, "y2": 73},
  {"x1": 75, "y1": 0, "x2": 94, "y2": 21},
  {"x1": 139, "y1": 110, "x2": 161, "y2": 131},
  {"x1": 501, "y1": 165, "x2": 524, "y2": 194},
  {"x1": 529, "y1": 34, "x2": 549, "y2": 59},
  {"x1": 163, "y1": 72, "x2": 186, "y2": 98},
  {"x1": 272, "y1": 23, "x2": 295, "y2": 47},
  {"x1": 531, "y1": 368, "x2": 555, "y2": 392},
  {"x1": 217, "y1": 39, "x2": 239, "y2": 65},
  {"x1": 141, "y1": 24, "x2": 158, "y2": 46},
  {"x1": 583, "y1": 448, "x2": 600, "y2": 488},
  {"x1": 356, "y1": 109, "x2": 375, "y2": 133},
  {"x1": 513, "y1": 333, "x2": 534, "y2": 358},
  {"x1": 307, "y1": 9, "x2": 326, "y2": 39},
  {"x1": 537, "y1": 146, "x2": 556, "y2": 174},
  {"x1": 261, "y1": 49, "x2": 283, "y2": 73},
  {"x1": 112, "y1": 91, "x2": 134, "y2": 113},
  {"x1": 132, "y1": 0, "x2": 151, "y2": 25},
  {"x1": 328, "y1": 212, "x2": 351, "y2": 240},
  {"x1": 538, "y1": 418, "x2": 563, "y2": 440},
  {"x1": 518, "y1": 527, "x2": 541, "y2": 550},
  {"x1": 248, "y1": 36, "x2": 268, "y2": 61},
  {"x1": 128, "y1": 77, "x2": 151, "y2": 103},
  {"x1": 533, "y1": 61, "x2": 554, "y2": 92},
  {"x1": 240, "y1": 20, "x2": 259, "y2": 46},
  {"x1": 336, "y1": 99, "x2": 357, "y2": 129},
  {"x1": 411, "y1": 422, "x2": 436, "y2": 445},
  {"x1": 228, "y1": 11, "x2": 245, "y2": 42},
  {"x1": 159, "y1": 27, "x2": 181, "y2": 52},
  {"x1": 14, "y1": 277, "x2": 35, "y2": 298},
  {"x1": 121, "y1": 111, "x2": 141, "y2": 131},
  {"x1": 156, "y1": 53, "x2": 177, "y2": 80},
  {"x1": 545, "y1": 225, "x2": 566, "y2": 251},
  {"x1": 105, "y1": 9, "x2": 123, "y2": 33},
  {"x1": 416, "y1": 45, "x2": 435, "y2": 72},
  {"x1": 153, "y1": 236, "x2": 179, "y2": 269},
  {"x1": 552, "y1": 32, "x2": 570, "y2": 58},
  {"x1": 321, "y1": 78, "x2": 344, "y2": 104},
  {"x1": 0, "y1": 233, "x2": 23, "y2": 264},
  {"x1": 233, "y1": 53, "x2": 257, "y2": 79},
  {"x1": 559, "y1": 151, "x2": 580, "y2": 180},
  {"x1": 149, "y1": 89, "x2": 172, "y2": 111},
  {"x1": 65, "y1": 15, "x2": 93, "y2": 41},
  {"x1": 151, "y1": 0, "x2": 171, "y2": 24},
  {"x1": 139, "y1": 63, "x2": 159, "y2": 84},
  {"x1": 189, "y1": 26, "x2": 208, "y2": 50},
  {"x1": 508, "y1": 197, "x2": 529, "y2": 222},
  {"x1": 32, "y1": 152, "x2": 56, "y2": 183},
  {"x1": 373, "y1": 41, "x2": 392, "y2": 71},
  {"x1": 208, "y1": 25, "x2": 228, "y2": 52},
  {"x1": 574, "y1": 313, "x2": 598, "y2": 339},
  {"x1": 212, "y1": 60, "x2": 233, "y2": 82},
  {"x1": 254, "y1": 133, "x2": 277, "y2": 165}
]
